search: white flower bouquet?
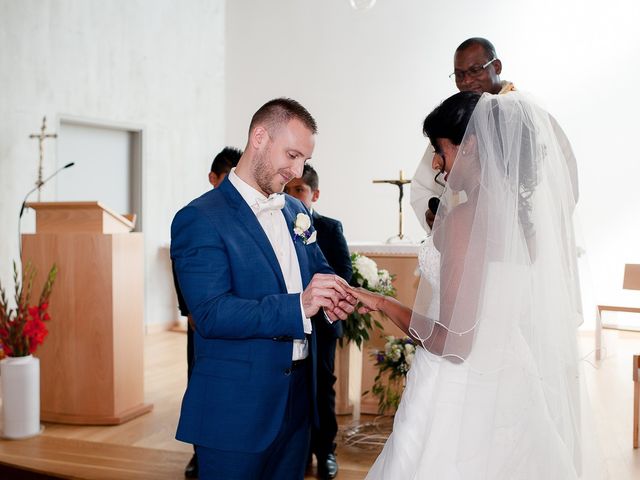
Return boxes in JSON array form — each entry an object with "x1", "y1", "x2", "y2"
[
  {"x1": 341, "y1": 253, "x2": 396, "y2": 348},
  {"x1": 369, "y1": 336, "x2": 415, "y2": 413}
]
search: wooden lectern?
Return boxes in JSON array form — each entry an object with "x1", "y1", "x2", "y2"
[
  {"x1": 335, "y1": 243, "x2": 420, "y2": 416},
  {"x1": 22, "y1": 202, "x2": 152, "y2": 425}
]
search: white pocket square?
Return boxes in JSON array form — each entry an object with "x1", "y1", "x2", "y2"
[{"x1": 306, "y1": 230, "x2": 317, "y2": 244}]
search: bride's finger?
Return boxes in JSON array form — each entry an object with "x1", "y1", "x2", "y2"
[{"x1": 349, "y1": 287, "x2": 366, "y2": 298}]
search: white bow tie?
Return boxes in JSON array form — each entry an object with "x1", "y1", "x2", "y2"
[{"x1": 254, "y1": 193, "x2": 285, "y2": 213}]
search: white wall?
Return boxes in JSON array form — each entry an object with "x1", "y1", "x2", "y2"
[
  {"x1": 226, "y1": 0, "x2": 640, "y2": 325},
  {"x1": 0, "y1": 0, "x2": 226, "y2": 326},
  {"x1": 2, "y1": 1, "x2": 637, "y2": 329}
]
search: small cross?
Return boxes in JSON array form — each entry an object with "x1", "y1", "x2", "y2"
[
  {"x1": 29, "y1": 116, "x2": 58, "y2": 201},
  {"x1": 373, "y1": 170, "x2": 412, "y2": 242}
]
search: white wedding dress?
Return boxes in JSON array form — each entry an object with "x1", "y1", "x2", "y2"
[
  {"x1": 367, "y1": 240, "x2": 600, "y2": 480},
  {"x1": 366, "y1": 93, "x2": 604, "y2": 480}
]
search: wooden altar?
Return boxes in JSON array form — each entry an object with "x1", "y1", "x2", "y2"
[{"x1": 335, "y1": 242, "x2": 422, "y2": 416}]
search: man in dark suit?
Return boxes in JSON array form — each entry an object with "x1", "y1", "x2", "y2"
[
  {"x1": 170, "y1": 146, "x2": 242, "y2": 479},
  {"x1": 286, "y1": 164, "x2": 352, "y2": 480},
  {"x1": 171, "y1": 98, "x2": 356, "y2": 480}
]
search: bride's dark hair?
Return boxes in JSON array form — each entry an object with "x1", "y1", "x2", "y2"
[
  {"x1": 422, "y1": 91, "x2": 481, "y2": 146},
  {"x1": 423, "y1": 92, "x2": 540, "y2": 257},
  {"x1": 485, "y1": 98, "x2": 539, "y2": 257}
]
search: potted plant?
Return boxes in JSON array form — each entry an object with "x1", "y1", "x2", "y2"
[{"x1": 0, "y1": 261, "x2": 56, "y2": 439}]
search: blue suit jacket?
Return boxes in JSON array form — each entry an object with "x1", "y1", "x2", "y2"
[{"x1": 171, "y1": 177, "x2": 332, "y2": 453}]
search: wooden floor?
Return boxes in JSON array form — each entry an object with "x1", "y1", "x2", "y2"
[
  {"x1": 582, "y1": 329, "x2": 640, "y2": 479},
  {"x1": 0, "y1": 328, "x2": 638, "y2": 479}
]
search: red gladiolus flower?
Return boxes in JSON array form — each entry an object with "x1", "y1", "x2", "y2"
[
  {"x1": 24, "y1": 318, "x2": 48, "y2": 353},
  {"x1": 0, "y1": 261, "x2": 57, "y2": 357}
]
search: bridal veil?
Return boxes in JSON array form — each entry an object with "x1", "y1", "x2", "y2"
[{"x1": 404, "y1": 92, "x2": 603, "y2": 478}]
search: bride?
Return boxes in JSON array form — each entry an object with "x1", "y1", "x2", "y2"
[{"x1": 352, "y1": 91, "x2": 604, "y2": 479}]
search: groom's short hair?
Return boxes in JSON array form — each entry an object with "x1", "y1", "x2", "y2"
[{"x1": 249, "y1": 98, "x2": 318, "y2": 136}]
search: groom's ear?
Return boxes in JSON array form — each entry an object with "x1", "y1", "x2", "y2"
[{"x1": 251, "y1": 125, "x2": 269, "y2": 150}]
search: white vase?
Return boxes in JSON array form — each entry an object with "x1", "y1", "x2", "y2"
[{"x1": 1, "y1": 354, "x2": 42, "y2": 439}]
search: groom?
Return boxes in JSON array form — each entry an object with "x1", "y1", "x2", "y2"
[{"x1": 171, "y1": 97, "x2": 356, "y2": 479}]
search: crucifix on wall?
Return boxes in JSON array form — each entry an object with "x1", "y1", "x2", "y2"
[
  {"x1": 29, "y1": 116, "x2": 58, "y2": 201},
  {"x1": 373, "y1": 170, "x2": 412, "y2": 243}
]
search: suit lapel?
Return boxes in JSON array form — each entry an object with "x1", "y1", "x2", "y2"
[
  {"x1": 312, "y1": 210, "x2": 322, "y2": 228},
  {"x1": 219, "y1": 179, "x2": 287, "y2": 292},
  {"x1": 282, "y1": 200, "x2": 311, "y2": 287}
]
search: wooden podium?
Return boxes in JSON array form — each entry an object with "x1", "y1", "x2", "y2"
[
  {"x1": 336, "y1": 243, "x2": 421, "y2": 416},
  {"x1": 21, "y1": 202, "x2": 152, "y2": 425}
]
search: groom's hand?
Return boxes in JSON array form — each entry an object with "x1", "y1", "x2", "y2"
[
  {"x1": 301, "y1": 274, "x2": 356, "y2": 319},
  {"x1": 324, "y1": 276, "x2": 356, "y2": 320},
  {"x1": 324, "y1": 295, "x2": 357, "y2": 322}
]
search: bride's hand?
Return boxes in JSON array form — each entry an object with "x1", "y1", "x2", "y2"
[{"x1": 350, "y1": 287, "x2": 385, "y2": 314}]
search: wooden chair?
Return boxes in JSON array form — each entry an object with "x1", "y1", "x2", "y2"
[
  {"x1": 595, "y1": 264, "x2": 640, "y2": 361},
  {"x1": 634, "y1": 355, "x2": 639, "y2": 449}
]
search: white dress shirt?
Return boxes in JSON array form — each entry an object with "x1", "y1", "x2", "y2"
[{"x1": 228, "y1": 169, "x2": 311, "y2": 360}]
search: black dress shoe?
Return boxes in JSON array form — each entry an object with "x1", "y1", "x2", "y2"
[
  {"x1": 317, "y1": 453, "x2": 338, "y2": 479},
  {"x1": 185, "y1": 453, "x2": 199, "y2": 478}
]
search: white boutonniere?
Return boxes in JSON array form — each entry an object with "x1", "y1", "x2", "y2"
[{"x1": 292, "y1": 213, "x2": 316, "y2": 245}]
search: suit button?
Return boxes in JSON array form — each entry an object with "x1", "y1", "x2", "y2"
[{"x1": 284, "y1": 368, "x2": 292, "y2": 376}]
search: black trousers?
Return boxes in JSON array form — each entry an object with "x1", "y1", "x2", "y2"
[{"x1": 310, "y1": 320, "x2": 339, "y2": 460}]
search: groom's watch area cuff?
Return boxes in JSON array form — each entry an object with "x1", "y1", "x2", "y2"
[
  {"x1": 299, "y1": 294, "x2": 312, "y2": 334},
  {"x1": 322, "y1": 308, "x2": 335, "y2": 324},
  {"x1": 292, "y1": 294, "x2": 310, "y2": 361}
]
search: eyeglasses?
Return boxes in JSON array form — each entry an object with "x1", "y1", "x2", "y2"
[{"x1": 449, "y1": 58, "x2": 497, "y2": 82}]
